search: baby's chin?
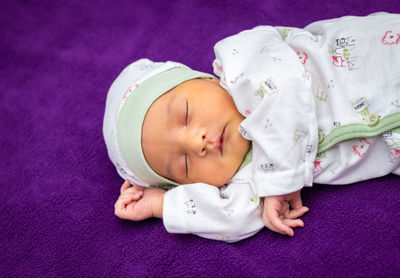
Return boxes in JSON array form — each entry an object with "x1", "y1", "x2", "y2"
[{"x1": 206, "y1": 178, "x2": 231, "y2": 188}]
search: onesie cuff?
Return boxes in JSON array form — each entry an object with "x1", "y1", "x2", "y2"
[{"x1": 162, "y1": 189, "x2": 188, "y2": 234}]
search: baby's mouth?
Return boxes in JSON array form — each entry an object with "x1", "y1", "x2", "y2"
[{"x1": 219, "y1": 126, "x2": 225, "y2": 155}]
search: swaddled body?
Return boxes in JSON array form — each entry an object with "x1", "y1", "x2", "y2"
[{"x1": 163, "y1": 12, "x2": 400, "y2": 241}]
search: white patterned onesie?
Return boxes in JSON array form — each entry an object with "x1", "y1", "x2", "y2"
[{"x1": 162, "y1": 13, "x2": 400, "y2": 242}]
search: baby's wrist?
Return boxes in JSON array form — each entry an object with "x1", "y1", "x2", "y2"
[{"x1": 151, "y1": 190, "x2": 164, "y2": 219}]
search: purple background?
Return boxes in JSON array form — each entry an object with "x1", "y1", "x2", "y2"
[{"x1": 1, "y1": 0, "x2": 399, "y2": 277}]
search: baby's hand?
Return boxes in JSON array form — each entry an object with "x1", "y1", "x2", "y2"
[
  {"x1": 114, "y1": 180, "x2": 165, "y2": 221},
  {"x1": 262, "y1": 190, "x2": 309, "y2": 237}
]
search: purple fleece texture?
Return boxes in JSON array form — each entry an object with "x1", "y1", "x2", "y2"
[{"x1": 1, "y1": 0, "x2": 399, "y2": 277}]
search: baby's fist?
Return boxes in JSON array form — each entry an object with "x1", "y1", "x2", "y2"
[{"x1": 114, "y1": 180, "x2": 165, "y2": 221}]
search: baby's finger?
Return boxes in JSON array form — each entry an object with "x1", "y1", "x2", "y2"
[
  {"x1": 120, "y1": 180, "x2": 131, "y2": 194},
  {"x1": 287, "y1": 206, "x2": 309, "y2": 219},
  {"x1": 120, "y1": 187, "x2": 144, "y2": 200},
  {"x1": 131, "y1": 190, "x2": 144, "y2": 201},
  {"x1": 270, "y1": 217, "x2": 294, "y2": 237},
  {"x1": 122, "y1": 194, "x2": 139, "y2": 205},
  {"x1": 131, "y1": 185, "x2": 146, "y2": 194},
  {"x1": 289, "y1": 197, "x2": 304, "y2": 210},
  {"x1": 114, "y1": 199, "x2": 127, "y2": 218},
  {"x1": 282, "y1": 218, "x2": 304, "y2": 228}
]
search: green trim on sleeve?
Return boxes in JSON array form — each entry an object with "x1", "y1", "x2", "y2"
[{"x1": 317, "y1": 112, "x2": 400, "y2": 153}]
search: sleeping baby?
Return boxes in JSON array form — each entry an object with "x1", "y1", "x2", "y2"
[{"x1": 103, "y1": 12, "x2": 400, "y2": 242}]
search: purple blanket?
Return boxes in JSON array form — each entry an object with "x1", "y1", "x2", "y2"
[{"x1": 1, "y1": 0, "x2": 399, "y2": 277}]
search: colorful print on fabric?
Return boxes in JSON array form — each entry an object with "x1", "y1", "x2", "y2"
[
  {"x1": 382, "y1": 30, "x2": 400, "y2": 45},
  {"x1": 293, "y1": 128, "x2": 308, "y2": 143},
  {"x1": 296, "y1": 50, "x2": 309, "y2": 74},
  {"x1": 264, "y1": 118, "x2": 272, "y2": 128},
  {"x1": 391, "y1": 100, "x2": 400, "y2": 109},
  {"x1": 250, "y1": 193, "x2": 259, "y2": 205},
  {"x1": 391, "y1": 149, "x2": 400, "y2": 160},
  {"x1": 313, "y1": 152, "x2": 326, "y2": 174},
  {"x1": 328, "y1": 36, "x2": 358, "y2": 71},
  {"x1": 332, "y1": 56, "x2": 346, "y2": 67},
  {"x1": 254, "y1": 78, "x2": 279, "y2": 97},
  {"x1": 214, "y1": 60, "x2": 223, "y2": 72},
  {"x1": 352, "y1": 138, "x2": 371, "y2": 157},
  {"x1": 297, "y1": 51, "x2": 308, "y2": 65},
  {"x1": 122, "y1": 84, "x2": 139, "y2": 101},
  {"x1": 313, "y1": 161, "x2": 323, "y2": 174},
  {"x1": 122, "y1": 86, "x2": 133, "y2": 101},
  {"x1": 383, "y1": 131, "x2": 400, "y2": 161},
  {"x1": 282, "y1": 28, "x2": 292, "y2": 40},
  {"x1": 185, "y1": 199, "x2": 196, "y2": 215},
  {"x1": 230, "y1": 73, "x2": 244, "y2": 85},
  {"x1": 316, "y1": 84, "x2": 328, "y2": 102},
  {"x1": 238, "y1": 125, "x2": 248, "y2": 138},
  {"x1": 351, "y1": 96, "x2": 372, "y2": 122},
  {"x1": 260, "y1": 163, "x2": 274, "y2": 172}
]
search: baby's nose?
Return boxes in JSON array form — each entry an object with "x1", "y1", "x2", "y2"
[{"x1": 185, "y1": 128, "x2": 207, "y2": 156}]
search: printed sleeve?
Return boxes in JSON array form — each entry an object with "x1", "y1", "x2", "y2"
[
  {"x1": 213, "y1": 26, "x2": 318, "y2": 196},
  {"x1": 162, "y1": 182, "x2": 264, "y2": 242}
]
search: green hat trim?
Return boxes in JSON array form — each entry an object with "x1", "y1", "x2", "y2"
[{"x1": 117, "y1": 66, "x2": 214, "y2": 186}]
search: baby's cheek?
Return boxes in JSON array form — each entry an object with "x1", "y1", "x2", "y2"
[{"x1": 194, "y1": 160, "x2": 227, "y2": 186}]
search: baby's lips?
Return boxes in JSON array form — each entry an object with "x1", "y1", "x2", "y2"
[{"x1": 216, "y1": 126, "x2": 226, "y2": 154}]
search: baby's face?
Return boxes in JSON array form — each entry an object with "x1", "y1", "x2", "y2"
[{"x1": 141, "y1": 78, "x2": 250, "y2": 187}]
